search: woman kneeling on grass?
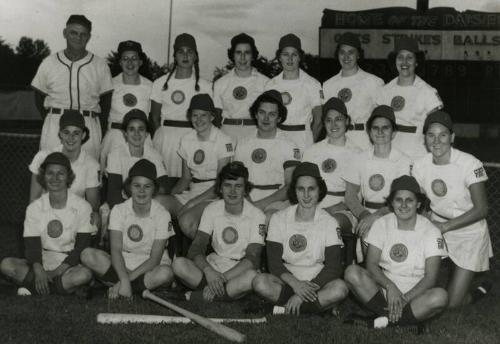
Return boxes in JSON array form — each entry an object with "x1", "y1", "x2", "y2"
[
  {"x1": 1, "y1": 153, "x2": 93, "y2": 295},
  {"x1": 344, "y1": 175, "x2": 448, "y2": 329},
  {"x1": 81, "y1": 159, "x2": 175, "y2": 298},
  {"x1": 172, "y1": 161, "x2": 265, "y2": 302},
  {"x1": 252, "y1": 162, "x2": 348, "y2": 315}
]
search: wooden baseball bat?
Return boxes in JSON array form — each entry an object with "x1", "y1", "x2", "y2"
[
  {"x1": 142, "y1": 290, "x2": 246, "y2": 343},
  {"x1": 97, "y1": 313, "x2": 267, "y2": 325}
]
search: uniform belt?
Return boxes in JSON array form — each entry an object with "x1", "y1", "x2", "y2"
[
  {"x1": 192, "y1": 177, "x2": 215, "y2": 183},
  {"x1": 431, "y1": 208, "x2": 451, "y2": 221},
  {"x1": 163, "y1": 120, "x2": 192, "y2": 128},
  {"x1": 347, "y1": 123, "x2": 365, "y2": 131},
  {"x1": 110, "y1": 122, "x2": 122, "y2": 129},
  {"x1": 49, "y1": 107, "x2": 98, "y2": 118},
  {"x1": 363, "y1": 200, "x2": 386, "y2": 209},
  {"x1": 396, "y1": 124, "x2": 417, "y2": 133},
  {"x1": 327, "y1": 190, "x2": 346, "y2": 197},
  {"x1": 42, "y1": 248, "x2": 70, "y2": 254},
  {"x1": 253, "y1": 184, "x2": 281, "y2": 190},
  {"x1": 278, "y1": 124, "x2": 306, "y2": 131},
  {"x1": 222, "y1": 118, "x2": 256, "y2": 126}
]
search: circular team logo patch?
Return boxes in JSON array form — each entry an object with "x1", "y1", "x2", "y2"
[
  {"x1": 171, "y1": 90, "x2": 185, "y2": 104},
  {"x1": 127, "y1": 224, "x2": 143, "y2": 242},
  {"x1": 193, "y1": 149, "x2": 205, "y2": 165},
  {"x1": 289, "y1": 234, "x2": 307, "y2": 252},
  {"x1": 431, "y1": 179, "x2": 447, "y2": 197},
  {"x1": 390, "y1": 243, "x2": 408, "y2": 262},
  {"x1": 47, "y1": 219, "x2": 63, "y2": 238},
  {"x1": 251, "y1": 148, "x2": 267, "y2": 163},
  {"x1": 321, "y1": 158, "x2": 337, "y2": 173},
  {"x1": 368, "y1": 174, "x2": 385, "y2": 191},
  {"x1": 390, "y1": 96, "x2": 405, "y2": 112},
  {"x1": 222, "y1": 226, "x2": 238, "y2": 244},
  {"x1": 232, "y1": 86, "x2": 247, "y2": 100},
  {"x1": 281, "y1": 92, "x2": 292, "y2": 106},
  {"x1": 337, "y1": 88, "x2": 352, "y2": 103},
  {"x1": 122, "y1": 93, "x2": 138, "y2": 107}
]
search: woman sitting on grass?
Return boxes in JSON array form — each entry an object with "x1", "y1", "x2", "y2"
[
  {"x1": 252, "y1": 162, "x2": 348, "y2": 315},
  {"x1": 81, "y1": 159, "x2": 175, "y2": 299},
  {"x1": 344, "y1": 175, "x2": 448, "y2": 329},
  {"x1": 172, "y1": 161, "x2": 265, "y2": 302},
  {"x1": 1, "y1": 153, "x2": 93, "y2": 295}
]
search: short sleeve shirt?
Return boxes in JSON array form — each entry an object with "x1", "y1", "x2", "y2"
[
  {"x1": 31, "y1": 51, "x2": 113, "y2": 112},
  {"x1": 198, "y1": 199, "x2": 266, "y2": 260},
  {"x1": 109, "y1": 73, "x2": 153, "y2": 123},
  {"x1": 23, "y1": 193, "x2": 93, "y2": 253},
  {"x1": 107, "y1": 145, "x2": 167, "y2": 181},
  {"x1": 108, "y1": 199, "x2": 174, "y2": 256}
]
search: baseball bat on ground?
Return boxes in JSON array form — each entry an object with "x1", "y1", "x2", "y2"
[
  {"x1": 142, "y1": 290, "x2": 246, "y2": 343},
  {"x1": 97, "y1": 313, "x2": 267, "y2": 324}
]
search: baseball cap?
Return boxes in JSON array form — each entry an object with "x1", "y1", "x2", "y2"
[
  {"x1": 174, "y1": 33, "x2": 197, "y2": 52},
  {"x1": 368, "y1": 105, "x2": 396, "y2": 125},
  {"x1": 40, "y1": 152, "x2": 72, "y2": 171},
  {"x1": 292, "y1": 162, "x2": 322, "y2": 180},
  {"x1": 251, "y1": 89, "x2": 288, "y2": 124},
  {"x1": 323, "y1": 97, "x2": 348, "y2": 118},
  {"x1": 390, "y1": 175, "x2": 421, "y2": 195},
  {"x1": 231, "y1": 33, "x2": 255, "y2": 47},
  {"x1": 279, "y1": 33, "x2": 302, "y2": 51},
  {"x1": 394, "y1": 36, "x2": 419, "y2": 54},
  {"x1": 128, "y1": 159, "x2": 157, "y2": 181},
  {"x1": 423, "y1": 110, "x2": 453, "y2": 133},
  {"x1": 121, "y1": 109, "x2": 150, "y2": 132},
  {"x1": 66, "y1": 15, "x2": 92, "y2": 32},
  {"x1": 337, "y1": 32, "x2": 361, "y2": 51},
  {"x1": 188, "y1": 94, "x2": 215, "y2": 112},
  {"x1": 59, "y1": 110, "x2": 85, "y2": 130},
  {"x1": 118, "y1": 40, "x2": 143, "y2": 56}
]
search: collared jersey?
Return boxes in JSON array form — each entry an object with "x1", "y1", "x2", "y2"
[
  {"x1": 109, "y1": 73, "x2": 152, "y2": 123},
  {"x1": 106, "y1": 144, "x2": 167, "y2": 181},
  {"x1": 198, "y1": 199, "x2": 266, "y2": 261}
]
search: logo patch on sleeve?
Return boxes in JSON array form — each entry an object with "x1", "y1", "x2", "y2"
[
  {"x1": 168, "y1": 221, "x2": 173, "y2": 232},
  {"x1": 293, "y1": 148, "x2": 301, "y2": 160},
  {"x1": 437, "y1": 238, "x2": 445, "y2": 249},
  {"x1": 226, "y1": 143, "x2": 233, "y2": 152},
  {"x1": 258, "y1": 224, "x2": 267, "y2": 238},
  {"x1": 474, "y1": 167, "x2": 485, "y2": 178}
]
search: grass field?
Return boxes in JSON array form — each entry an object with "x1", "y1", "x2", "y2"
[{"x1": 1, "y1": 224, "x2": 499, "y2": 344}]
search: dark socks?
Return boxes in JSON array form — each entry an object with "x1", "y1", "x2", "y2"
[
  {"x1": 365, "y1": 291, "x2": 388, "y2": 317},
  {"x1": 471, "y1": 281, "x2": 492, "y2": 303},
  {"x1": 300, "y1": 299, "x2": 322, "y2": 313},
  {"x1": 131, "y1": 274, "x2": 147, "y2": 293},
  {"x1": 398, "y1": 303, "x2": 418, "y2": 325},
  {"x1": 276, "y1": 284, "x2": 295, "y2": 306},
  {"x1": 99, "y1": 266, "x2": 118, "y2": 283}
]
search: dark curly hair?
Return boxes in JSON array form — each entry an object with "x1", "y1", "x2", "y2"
[
  {"x1": 249, "y1": 93, "x2": 287, "y2": 124},
  {"x1": 386, "y1": 189, "x2": 428, "y2": 214},
  {"x1": 214, "y1": 161, "x2": 252, "y2": 198},
  {"x1": 37, "y1": 163, "x2": 75, "y2": 190}
]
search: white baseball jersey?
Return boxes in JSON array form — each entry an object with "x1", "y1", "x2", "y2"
[
  {"x1": 376, "y1": 76, "x2": 442, "y2": 160},
  {"x1": 343, "y1": 148, "x2": 412, "y2": 210},
  {"x1": 31, "y1": 51, "x2": 113, "y2": 159},
  {"x1": 412, "y1": 148, "x2": 493, "y2": 271},
  {"x1": 29, "y1": 145, "x2": 100, "y2": 199},
  {"x1": 265, "y1": 69, "x2": 323, "y2": 151},
  {"x1": 366, "y1": 213, "x2": 447, "y2": 293},
  {"x1": 24, "y1": 193, "x2": 93, "y2": 270},
  {"x1": 234, "y1": 129, "x2": 300, "y2": 201},
  {"x1": 151, "y1": 74, "x2": 212, "y2": 177},
  {"x1": 109, "y1": 73, "x2": 152, "y2": 124},
  {"x1": 198, "y1": 199, "x2": 265, "y2": 262},
  {"x1": 302, "y1": 138, "x2": 362, "y2": 207},
  {"x1": 267, "y1": 205, "x2": 343, "y2": 281},
  {"x1": 109, "y1": 198, "x2": 174, "y2": 270},
  {"x1": 323, "y1": 68, "x2": 384, "y2": 150},
  {"x1": 106, "y1": 144, "x2": 167, "y2": 194}
]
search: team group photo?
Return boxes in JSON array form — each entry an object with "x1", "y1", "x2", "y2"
[{"x1": 0, "y1": 0, "x2": 499, "y2": 343}]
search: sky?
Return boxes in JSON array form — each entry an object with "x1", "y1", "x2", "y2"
[{"x1": 1, "y1": 0, "x2": 499, "y2": 80}]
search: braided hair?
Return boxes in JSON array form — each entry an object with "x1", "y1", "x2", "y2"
[{"x1": 161, "y1": 52, "x2": 200, "y2": 92}]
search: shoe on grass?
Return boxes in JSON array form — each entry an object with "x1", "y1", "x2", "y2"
[{"x1": 17, "y1": 287, "x2": 32, "y2": 296}]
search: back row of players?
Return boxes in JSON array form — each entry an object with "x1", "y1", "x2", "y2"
[{"x1": 2, "y1": 15, "x2": 492, "y2": 326}]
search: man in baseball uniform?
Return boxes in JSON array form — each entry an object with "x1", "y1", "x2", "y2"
[
  {"x1": 214, "y1": 33, "x2": 269, "y2": 143},
  {"x1": 31, "y1": 15, "x2": 113, "y2": 160},
  {"x1": 172, "y1": 162, "x2": 265, "y2": 302},
  {"x1": 322, "y1": 32, "x2": 384, "y2": 150},
  {"x1": 1, "y1": 153, "x2": 93, "y2": 295}
]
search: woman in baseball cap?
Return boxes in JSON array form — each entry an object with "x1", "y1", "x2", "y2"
[
  {"x1": 265, "y1": 33, "x2": 323, "y2": 153},
  {"x1": 253, "y1": 162, "x2": 348, "y2": 315},
  {"x1": 343, "y1": 105, "x2": 412, "y2": 261},
  {"x1": 345, "y1": 175, "x2": 448, "y2": 329},
  {"x1": 81, "y1": 159, "x2": 175, "y2": 299},
  {"x1": 376, "y1": 36, "x2": 443, "y2": 160},
  {"x1": 1, "y1": 152, "x2": 94, "y2": 296},
  {"x1": 412, "y1": 110, "x2": 493, "y2": 308},
  {"x1": 101, "y1": 40, "x2": 154, "y2": 173},
  {"x1": 151, "y1": 33, "x2": 212, "y2": 189},
  {"x1": 323, "y1": 32, "x2": 384, "y2": 150},
  {"x1": 29, "y1": 110, "x2": 100, "y2": 234},
  {"x1": 156, "y1": 94, "x2": 234, "y2": 239}
]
